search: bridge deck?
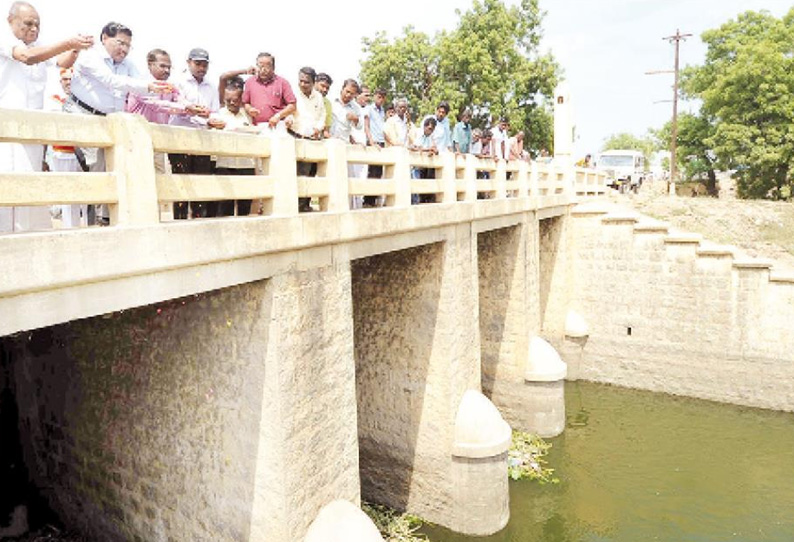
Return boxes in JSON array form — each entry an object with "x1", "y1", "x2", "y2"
[{"x1": 0, "y1": 108, "x2": 607, "y2": 335}]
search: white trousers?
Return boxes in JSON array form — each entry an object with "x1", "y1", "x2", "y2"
[
  {"x1": 0, "y1": 142, "x2": 51, "y2": 233},
  {"x1": 50, "y1": 151, "x2": 85, "y2": 228}
]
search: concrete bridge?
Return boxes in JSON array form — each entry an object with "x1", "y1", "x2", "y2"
[
  {"x1": 0, "y1": 105, "x2": 607, "y2": 541},
  {"x1": 3, "y1": 98, "x2": 794, "y2": 542}
]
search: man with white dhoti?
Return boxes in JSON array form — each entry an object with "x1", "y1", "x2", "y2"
[{"x1": 0, "y1": 1, "x2": 93, "y2": 233}]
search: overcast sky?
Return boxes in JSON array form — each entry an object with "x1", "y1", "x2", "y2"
[{"x1": 16, "y1": 0, "x2": 793, "y2": 157}]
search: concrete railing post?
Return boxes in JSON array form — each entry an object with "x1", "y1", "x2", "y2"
[
  {"x1": 269, "y1": 135, "x2": 300, "y2": 216},
  {"x1": 105, "y1": 114, "x2": 159, "y2": 226},
  {"x1": 440, "y1": 151, "x2": 457, "y2": 203},
  {"x1": 325, "y1": 139, "x2": 351, "y2": 213},
  {"x1": 392, "y1": 147, "x2": 412, "y2": 208},
  {"x1": 565, "y1": 163, "x2": 576, "y2": 198},
  {"x1": 517, "y1": 160, "x2": 530, "y2": 199},
  {"x1": 529, "y1": 161, "x2": 540, "y2": 203},
  {"x1": 494, "y1": 159, "x2": 507, "y2": 200},
  {"x1": 463, "y1": 154, "x2": 478, "y2": 202}
]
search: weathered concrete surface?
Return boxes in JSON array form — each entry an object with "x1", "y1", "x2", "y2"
[
  {"x1": 477, "y1": 217, "x2": 566, "y2": 437},
  {"x1": 450, "y1": 390, "x2": 510, "y2": 535},
  {"x1": 449, "y1": 453, "x2": 509, "y2": 534},
  {"x1": 250, "y1": 261, "x2": 361, "y2": 542},
  {"x1": 8, "y1": 260, "x2": 360, "y2": 542},
  {"x1": 567, "y1": 208, "x2": 794, "y2": 412},
  {"x1": 352, "y1": 224, "x2": 490, "y2": 534},
  {"x1": 539, "y1": 214, "x2": 572, "y2": 339},
  {"x1": 479, "y1": 224, "x2": 528, "y2": 397}
]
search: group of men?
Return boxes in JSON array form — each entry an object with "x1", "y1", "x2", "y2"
[{"x1": 1, "y1": 1, "x2": 532, "y2": 231}]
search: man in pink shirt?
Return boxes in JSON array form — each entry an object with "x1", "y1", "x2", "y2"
[
  {"x1": 242, "y1": 52, "x2": 296, "y2": 128},
  {"x1": 126, "y1": 49, "x2": 181, "y2": 125}
]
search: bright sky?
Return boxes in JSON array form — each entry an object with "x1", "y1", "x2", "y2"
[{"x1": 14, "y1": 0, "x2": 793, "y2": 158}]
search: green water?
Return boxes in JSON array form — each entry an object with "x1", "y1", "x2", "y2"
[{"x1": 423, "y1": 381, "x2": 794, "y2": 542}]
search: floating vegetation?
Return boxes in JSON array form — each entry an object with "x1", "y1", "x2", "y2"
[
  {"x1": 362, "y1": 502, "x2": 429, "y2": 542},
  {"x1": 508, "y1": 430, "x2": 560, "y2": 484}
]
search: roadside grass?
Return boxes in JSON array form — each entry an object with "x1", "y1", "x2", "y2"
[
  {"x1": 760, "y1": 211, "x2": 794, "y2": 258},
  {"x1": 622, "y1": 191, "x2": 794, "y2": 269}
]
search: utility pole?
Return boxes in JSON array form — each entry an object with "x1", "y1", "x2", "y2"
[{"x1": 664, "y1": 29, "x2": 692, "y2": 195}]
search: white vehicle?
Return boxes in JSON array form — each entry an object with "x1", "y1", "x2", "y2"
[{"x1": 596, "y1": 150, "x2": 645, "y2": 193}]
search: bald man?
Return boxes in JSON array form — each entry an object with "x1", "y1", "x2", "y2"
[{"x1": 0, "y1": 1, "x2": 93, "y2": 232}]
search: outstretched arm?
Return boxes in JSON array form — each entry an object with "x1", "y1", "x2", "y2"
[{"x1": 15, "y1": 34, "x2": 93, "y2": 66}]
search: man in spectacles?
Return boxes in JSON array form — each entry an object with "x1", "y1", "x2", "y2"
[
  {"x1": 66, "y1": 21, "x2": 170, "y2": 225},
  {"x1": 243, "y1": 52, "x2": 296, "y2": 131}
]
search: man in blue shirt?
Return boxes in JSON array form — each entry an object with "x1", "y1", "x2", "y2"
[
  {"x1": 363, "y1": 88, "x2": 387, "y2": 206},
  {"x1": 452, "y1": 108, "x2": 472, "y2": 154}
]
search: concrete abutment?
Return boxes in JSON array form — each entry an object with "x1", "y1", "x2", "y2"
[{"x1": 4, "y1": 261, "x2": 362, "y2": 542}]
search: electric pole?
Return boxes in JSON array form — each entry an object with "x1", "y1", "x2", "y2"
[{"x1": 664, "y1": 29, "x2": 692, "y2": 195}]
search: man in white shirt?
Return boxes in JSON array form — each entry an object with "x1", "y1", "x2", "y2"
[
  {"x1": 0, "y1": 1, "x2": 93, "y2": 233},
  {"x1": 288, "y1": 66, "x2": 326, "y2": 140},
  {"x1": 67, "y1": 21, "x2": 169, "y2": 224},
  {"x1": 384, "y1": 97, "x2": 413, "y2": 148},
  {"x1": 331, "y1": 79, "x2": 361, "y2": 144},
  {"x1": 168, "y1": 47, "x2": 226, "y2": 218},
  {"x1": 46, "y1": 68, "x2": 83, "y2": 227},
  {"x1": 422, "y1": 101, "x2": 452, "y2": 153},
  {"x1": 214, "y1": 82, "x2": 257, "y2": 216},
  {"x1": 331, "y1": 79, "x2": 364, "y2": 209},
  {"x1": 492, "y1": 117, "x2": 510, "y2": 161},
  {"x1": 349, "y1": 84, "x2": 369, "y2": 208},
  {"x1": 287, "y1": 66, "x2": 326, "y2": 212}
]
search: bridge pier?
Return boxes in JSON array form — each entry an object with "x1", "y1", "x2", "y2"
[
  {"x1": 477, "y1": 213, "x2": 568, "y2": 437},
  {"x1": 352, "y1": 224, "x2": 509, "y2": 536}
]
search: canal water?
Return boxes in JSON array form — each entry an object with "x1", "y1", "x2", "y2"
[{"x1": 422, "y1": 381, "x2": 794, "y2": 542}]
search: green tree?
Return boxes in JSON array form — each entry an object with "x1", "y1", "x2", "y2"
[
  {"x1": 359, "y1": 0, "x2": 560, "y2": 154},
  {"x1": 600, "y1": 132, "x2": 656, "y2": 167},
  {"x1": 360, "y1": 28, "x2": 439, "y2": 116},
  {"x1": 654, "y1": 113, "x2": 719, "y2": 195},
  {"x1": 684, "y1": 9, "x2": 794, "y2": 199}
]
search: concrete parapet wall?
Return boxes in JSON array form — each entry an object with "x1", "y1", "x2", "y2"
[{"x1": 568, "y1": 206, "x2": 794, "y2": 411}]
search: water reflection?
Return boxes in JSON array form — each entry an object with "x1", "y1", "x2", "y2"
[{"x1": 421, "y1": 381, "x2": 794, "y2": 542}]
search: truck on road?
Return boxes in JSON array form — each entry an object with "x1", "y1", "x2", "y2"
[{"x1": 596, "y1": 150, "x2": 646, "y2": 193}]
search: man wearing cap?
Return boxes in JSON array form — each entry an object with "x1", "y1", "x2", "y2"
[
  {"x1": 242, "y1": 52, "x2": 296, "y2": 130},
  {"x1": 0, "y1": 1, "x2": 93, "y2": 233},
  {"x1": 169, "y1": 47, "x2": 226, "y2": 219}
]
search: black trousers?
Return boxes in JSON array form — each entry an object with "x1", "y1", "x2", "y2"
[
  {"x1": 214, "y1": 167, "x2": 255, "y2": 216},
  {"x1": 168, "y1": 154, "x2": 215, "y2": 219},
  {"x1": 364, "y1": 142, "x2": 385, "y2": 206}
]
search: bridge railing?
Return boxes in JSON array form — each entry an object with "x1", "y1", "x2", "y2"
[{"x1": 0, "y1": 108, "x2": 608, "y2": 231}]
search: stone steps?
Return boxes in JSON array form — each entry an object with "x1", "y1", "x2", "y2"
[{"x1": 587, "y1": 208, "x2": 794, "y2": 290}]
